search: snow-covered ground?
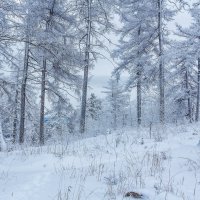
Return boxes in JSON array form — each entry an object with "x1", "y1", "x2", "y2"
[{"x1": 0, "y1": 124, "x2": 200, "y2": 200}]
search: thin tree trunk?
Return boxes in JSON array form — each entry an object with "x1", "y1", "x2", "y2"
[
  {"x1": 137, "y1": 69, "x2": 142, "y2": 126},
  {"x1": 39, "y1": 58, "x2": 46, "y2": 145},
  {"x1": 12, "y1": 69, "x2": 20, "y2": 143},
  {"x1": 38, "y1": 0, "x2": 55, "y2": 145},
  {"x1": 113, "y1": 77, "x2": 119, "y2": 130},
  {"x1": 19, "y1": 37, "x2": 30, "y2": 144},
  {"x1": 12, "y1": 88, "x2": 19, "y2": 143},
  {"x1": 195, "y1": 58, "x2": 200, "y2": 122},
  {"x1": 137, "y1": 27, "x2": 142, "y2": 126},
  {"x1": 113, "y1": 109, "x2": 117, "y2": 130},
  {"x1": 158, "y1": 0, "x2": 165, "y2": 124},
  {"x1": 80, "y1": 0, "x2": 92, "y2": 133},
  {"x1": 129, "y1": 96, "x2": 133, "y2": 126},
  {"x1": 0, "y1": 120, "x2": 7, "y2": 151},
  {"x1": 113, "y1": 97, "x2": 117, "y2": 130},
  {"x1": 185, "y1": 67, "x2": 192, "y2": 122}
]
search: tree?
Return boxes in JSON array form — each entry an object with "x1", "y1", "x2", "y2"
[
  {"x1": 157, "y1": 0, "x2": 186, "y2": 123},
  {"x1": 0, "y1": 73, "x2": 17, "y2": 143},
  {"x1": 104, "y1": 77, "x2": 129, "y2": 130},
  {"x1": 17, "y1": 0, "x2": 39, "y2": 144},
  {"x1": 0, "y1": 0, "x2": 15, "y2": 66},
  {"x1": 36, "y1": 0, "x2": 81, "y2": 144},
  {"x1": 16, "y1": 0, "x2": 82, "y2": 145},
  {"x1": 77, "y1": 0, "x2": 113, "y2": 133},
  {"x1": 87, "y1": 93, "x2": 102, "y2": 120},
  {"x1": 114, "y1": 0, "x2": 157, "y2": 126},
  {"x1": 167, "y1": 41, "x2": 196, "y2": 122},
  {"x1": 45, "y1": 96, "x2": 77, "y2": 140},
  {"x1": 0, "y1": 0, "x2": 21, "y2": 144},
  {"x1": 11, "y1": 68, "x2": 20, "y2": 143},
  {"x1": 114, "y1": 0, "x2": 185, "y2": 125},
  {"x1": 175, "y1": 3, "x2": 200, "y2": 122},
  {"x1": 0, "y1": 120, "x2": 7, "y2": 151}
]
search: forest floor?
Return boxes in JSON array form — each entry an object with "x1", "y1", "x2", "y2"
[{"x1": 0, "y1": 123, "x2": 200, "y2": 200}]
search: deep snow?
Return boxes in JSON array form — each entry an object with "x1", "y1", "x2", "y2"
[{"x1": 0, "y1": 124, "x2": 200, "y2": 200}]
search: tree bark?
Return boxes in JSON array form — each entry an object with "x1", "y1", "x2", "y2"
[
  {"x1": 12, "y1": 69, "x2": 20, "y2": 143},
  {"x1": 80, "y1": 0, "x2": 92, "y2": 133},
  {"x1": 113, "y1": 96, "x2": 117, "y2": 130},
  {"x1": 185, "y1": 66, "x2": 192, "y2": 122},
  {"x1": 0, "y1": 120, "x2": 7, "y2": 151},
  {"x1": 137, "y1": 69, "x2": 142, "y2": 126},
  {"x1": 158, "y1": 0, "x2": 165, "y2": 124},
  {"x1": 19, "y1": 36, "x2": 30, "y2": 144},
  {"x1": 137, "y1": 27, "x2": 142, "y2": 126},
  {"x1": 12, "y1": 88, "x2": 19, "y2": 143},
  {"x1": 38, "y1": 0, "x2": 55, "y2": 145},
  {"x1": 195, "y1": 58, "x2": 200, "y2": 122},
  {"x1": 129, "y1": 96, "x2": 133, "y2": 126},
  {"x1": 39, "y1": 58, "x2": 46, "y2": 145}
]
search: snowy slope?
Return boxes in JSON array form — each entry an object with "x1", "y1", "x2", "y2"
[{"x1": 0, "y1": 124, "x2": 200, "y2": 200}]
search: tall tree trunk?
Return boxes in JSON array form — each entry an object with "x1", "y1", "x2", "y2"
[
  {"x1": 80, "y1": 0, "x2": 92, "y2": 133},
  {"x1": 113, "y1": 77, "x2": 119, "y2": 130},
  {"x1": 158, "y1": 0, "x2": 165, "y2": 124},
  {"x1": 19, "y1": 37, "x2": 30, "y2": 144},
  {"x1": 38, "y1": 0, "x2": 55, "y2": 145},
  {"x1": 39, "y1": 58, "x2": 46, "y2": 145},
  {"x1": 195, "y1": 58, "x2": 200, "y2": 122},
  {"x1": 12, "y1": 88, "x2": 19, "y2": 143},
  {"x1": 137, "y1": 69, "x2": 142, "y2": 126},
  {"x1": 185, "y1": 67, "x2": 192, "y2": 122},
  {"x1": 113, "y1": 104, "x2": 117, "y2": 130},
  {"x1": 137, "y1": 27, "x2": 142, "y2": 126},
  {"x1": 113, "y1": 93, "x2": 117, "y2": 130},
  {"x1": 12, "y1": 69, "x2": 20, "y2": 143},
  {"x1": 129, "y1": 96, "x2": 133, "y2": 126},
  {"x1": 0, "y1": 120, "x2": 7, "y2": 151}
]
